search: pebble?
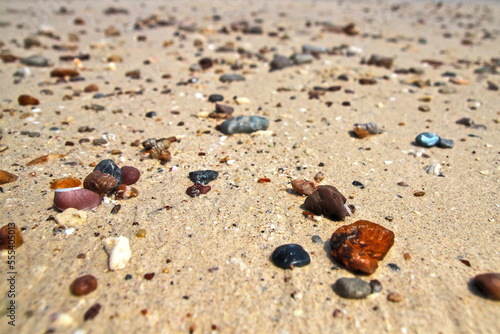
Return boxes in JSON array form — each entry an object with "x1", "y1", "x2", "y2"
[
  {"x1": 304, "y1": 185, "x2": 351, "y2": 221},
  {"x1": 70, "y1": 275, "x2": 97, "y2": 296},
  {"x1": 366, "y1": 54, "x2": 394, "y2": 69},
  {"x1": 437, "y1": 138, "x2": 454, "y2": 149},
  {"x1": 271, "y1": 244, "x2": 311, "y2": 269},
  {"x1": 115, "y1": 185, "x2": 139, "y2": 200},
  {"x1": 291, "y1": 53, "x2": 314, "y2": 65},
  {"x1": 352, "y1": 181, "x2": 365, "y2": 189},
  {"x1": 415, "y1": 132, "x2": 440, "y2": 147},
  {"x1": 438, "y1": 87, "x2": 457, "y2": 94},
  {"x1": 121, "y1": 166, "x2": 140, "y2": 185},
  {"x1": 387, "y1": 263, "x2": 401, "y2": 272},
  {"x1": 219, "y1": 73, "x2": 245, "y2": 83},
  {"x1": 50, "y1": 177, "x2": 81, "y2": 189},
  {"x1": 145, "y1": 111, "x2": 157, "y2": 118},
  {"x1": 55, "y1": 208, "x2": 87, "y2": 227},
  {"x1": 50, "y1": 68, "x2": 80, "y2": 78},
  {"x1": 84, "y1": 171, "x2": 119, "y2": 195},
  {"x1": 54, "y1": 187, "x2": 102, "y2": 211},
  {"x1": 104, "y1": 236, "x2": 132, "y2": 270},
  {"x1": 312, "y1": 235, "x2": 323, "y2": 244},
  {"x1": 18, "y1": 94, "x2": 39, "y2": 106},
  {"x1": 84, "y1": 84, "x2": 99, "y2": 93},
  {"x1": 353, "y1": 122, "x2": 382, "y2": 138},
  {"x1": 219, "y1": 115, "x2": 269, "y2": 134},
  {"x1": 270, "y1": 54, "x2": 293, "y2": 70},
  {"x1": 456, "y1": 117, "x2": 487, "y2": 130},
  {"x1": 0, "y1": 224, "x2": 23, "y2": 250},
  {"x1": 189, "y1": 170, "x2": 218, "y2": 185},
  {"x1": 387, "y1": 292, "x2": 403, "y2": 302},
  {"x1": 84, "y1": 303, "x2": 101, "y2": 321},
  {"x1": 94, "y1": 159, "x2": 123, "y2": 185},
  {"x1": 0, "y1": 170, "x2": 18, "y2": 185},
  {"x1": 291, "y1": 179, "x2": 316, "y2": 196},
  {"x1": 424, "y1": 164, "x2": 442, "y2": 176},
  {"x1": 330, "y1": 220, "x2": 395, "y2": 274},
  {"x1": 208, "y1": 94, "x2": 224, "y2": 103},
  {"x1": 314, "y1": 172, "x2": 325, "y2": 183},
  {"x1": 186, "y1": 183, "x2": 211, "y2": 197},
  {"x1": 302, "y1": 44, "x2": 327, "y2": 53},
  {"x1": 370, "y1": 279, "x2": 383, "y2": 293},
  {"x1": 333, "y1": 277, "x2": 372, "y2": 299},
  {"x1": 473, "y1": 273, "x2": 500, "y2": 301},
  {"x1": 20, "y1": 55, "x2": 50, "y2": 67}
]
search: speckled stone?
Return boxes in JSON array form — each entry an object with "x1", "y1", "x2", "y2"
[{"x1": 220, "y1": 115, "x2": 269, "y2": 134}]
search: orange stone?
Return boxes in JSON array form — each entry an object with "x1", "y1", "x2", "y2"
[
  {"x1": 0, "y1": 224, "x2": 23, "y2": 250},
  {"x1": 50, "y1": 177, "x2": 81, "y2": 189},
  {"x1": 18, "y1": 94, "x2": 40, "y2": 106},
  {"x1": 84, "y1": 84, "x2": 99, "y2": 93},
  {"x1": 0, "y1": 170, "x2": 18, "y2": 185},
  {"x1": 330, "y1": 220, "x2": 395, "y2": 275},
  {"x1": 50, "y1": 68, "x2": 79, "y2": 77},
  {"x1": 291, "y1": 179, "x2": 316, "y2": 196},
  {"x1": 27, "y1": 154, "x2": 67, "y2": 166}
]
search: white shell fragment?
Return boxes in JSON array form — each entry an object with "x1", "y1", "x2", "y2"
[
  {"x1": 104, "y1": 236, "x2": 132, "y2": 270},
  {"x1": 424, "y1": 163, "x2": 442, "y2": 176},
  {"x1": 55, "y1": 208, "x2": 87, "y2": 227}
]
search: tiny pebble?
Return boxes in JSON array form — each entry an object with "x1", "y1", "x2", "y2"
[
  {"x1": 387, "y1": 263, "x2": 401, "y2": 272},
  {"x1": 333, "y1": 277, "x2": 372, "y2": 299},
  {"x1": 219, "y1": 73, "x2": 245, "y2": 83},
  {"x1": 208, "y1": 94, "x2": 224, "y2": 103},
  {"x1": 311, "y1": 235, "x2": 323, "y2": 244},
  {"x1": 437, "y1": 138, "x2": 454, "y2": 149},
  {"x1": 84, "y1": 303, "x2": 101, "y2": 321},
  {"x1": 70, "y1": 275, "x2": 97, "y2": 296},
  {"x1": 387, "y1": 292, "x2": 403, "y2": 302},
  {"x1": 145, "y1": 111, "x2": 157, "y2": 118},
  {"x1": 369, "y1": 279, "x2": 383, "y2": 293},
  {"x1": 136, "y1": 229, "x2": 146, "y2": 238},
  {"x1": 352, "y1": 181, "x2": 365, "y2": 189},
  {"x1": 220, "y1": 116, "x2": 269, "y2": 134},
  {"x1": 189, "y1": 170, "x2": 219, "y2": 185},
  {"x1": 271, "y1": 244, "x2": 310, "y2": 269},
  {"x1": 414, "y1": 191, "x2": 425, "y2": 197}
]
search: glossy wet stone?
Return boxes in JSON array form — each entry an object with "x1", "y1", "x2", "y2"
[
  {"x1": 271, "y1": 244, "x2": 310, "y2": 269},
  {"x1": 189, "y1": 170, "x2": 218, "y2": 185},
  {"x1": 186, "y1": 183, "x2": 211, "y2": 197},
  {"x1": 0, "y1": 224, "x2": 23, "y2": 250},
  {"x1": 333, "y1": 277, "x2": 372, "y2": 299},
  {"x1": 54, "y1": 188, "x2": 102, "y2": 211},
  {"x1": 415, "y1": 132, "x2": 440, "y2": 147},
  {"x1": 291, "y1": 179, "x2": 316, "y2": 196},
  {"x1": 208, "y1": 94, "x2": 224, "y2": 103},
  {"x1": 330, "y1": 220, "x2": 395, "y2": 275},
  {"x1": 70, "y1": 275, "x2": 97, "y2": 296},
  {"x1": 84, "y1": 171, "x2": 118, "y2": 195},
  {"x1": 437, "y1": 138, "x2": 454, "y2": 149},
  {"x1": 219, "y1": 115, "x2": 269, "y2": 134},
  {"x1": 121, "y1": 166, "x2": 140, "y2": 185},
  {"x1": 93, "y1": 159, "x2": 123, "y2": 185},
  {"x1": 304, "y1": 185, "x2": 350, "y2": 220},
  {"x1": 219, "y1": 73, "x2": 245, "y2": 83},
  {"x1": 473, "y1": 273, "x2": 500, "y2": 301}
]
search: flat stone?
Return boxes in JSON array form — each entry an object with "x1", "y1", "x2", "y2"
[
  {"x1": 189, "y1": 170, "x2": 219, "y2": 185},
  {"x1": 208, "y1": 94, "x2": 224, "y2": 103},
  {"x1": 302, "y1": 44, "x2": 327, "y2": 53},
  {"x1": 220, "y1": 115, "x2": 269, "y2": 134},
  {"x1": 303, "y1": 185, "x2": 350, "y2": 220},
  {"x1": 219, "y1": 73, "x2": 245, "y2": 83},
  {"x1": 20, "y1": 55, "x2": 51, "y2": 67},
  {"x1": 330, "y1": 220, "x2": 395, "y2": 275},
  {"x1": 333, "y1": 277, "x2": 372, "y2": 299},
  {"x1": 437, "y1": 138, "x2": 454, "y2": 149},
  {"x1": 291, "y1": 53, "x2": 314, "y2": 65},
  {"x1": 474, "y1": 273, "x2": 500, "y2": 301}
]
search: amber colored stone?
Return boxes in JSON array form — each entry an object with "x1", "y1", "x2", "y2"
[
  {"x1": 26, "y1": 154, "x2": 67, "y2": 166},
  {"x1": 474, "y1": 273, "x2": 500, "y2": 301},
  {"x1": 50, "y1": 177, "x2": 81, "y2": 189},
  {"x1": 258, "y1": 177, "x2": 271, "y2": 183},
  {"x1": 304, "y1": 185, "x2": 349, "y2": 220},
  {"x1": 330, "y1": 220, "x2": 395, "y2": 275},
  {"x1": 291, "y1": 179, "x2": 316, "y2": 196},
  {"x1": 0, "y1": 170, "x2": 18, "y2": 185},
  {"x1": 115, "y1": 184, "x2": 139, "y2": 199},
  {"x1": 84, "y1": 84, "x2": 99, "y2": 92},
  {"x1": 18, "y1": 94, "x2": 40, "y2": 106},
  {"x1": 84, "y1": 171, "x2": 118, "y2": 195},
  {"x1": 0, "y1": 224, "x2": 23, "y2": 250},
  {"x1": 70, "y1": 275, "x2": 97, "y2": 296},
  {"x1": 50, "y1": 68, "x2": 79, "y2": 77}
]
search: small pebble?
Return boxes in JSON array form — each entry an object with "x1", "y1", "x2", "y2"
[
  {"x1": 186, "y1": 183, "x2": 211, "y2": 197},
  {"x1": 387, "y1": 263, "x2": 401, "y2": 272},
  {"x1": 438, "y1": 87, "x2": 457, "y2": 94},
  {"x1": 424, "y1": 164, "x2": 442, "y2": 176},
  {"x1": 219, "y1": 73, "x2": 245, "y2": 83},
  {"x1": 104, "y1": 236, "x2": 132, "y2": 271},
  {"x1": 271, "y1": 244, "x2": 310, "y2": 269},
  {"x1": 121, "y1": 166, "x2": 140, "y2": 185},
  {"x1": 84, "y1": 303, "x2": 101, "y2": 321},
  {"x1": 352, "y1": 181, "x2": 365, "y2": 189},
  {"x1": 189, "y1": 170, "x2": 219, "y2": 185},
  {"x1": 370, "y1": 279, "x2": 383, "y2": 293},
  {"x1": 437, "y1": 138, "x2": 454, "y2": 149},
  {"x1": 333, "y1": 277, "x2": 372, "y2": 299},
  {"x1": 70, "y1": 275, "x2": 97, "y2": 296},
  {"x1": 304, "y1": 185, "x2": 350, "y2": 221},
  {"x1": 413, "y1": 191, "x2": 425, "y2": 197},
  {"x1": 313, "y1": 172, "x2": 325, "y2": 182},
  {"x1": 84, "y1": 171, "x2": 118, "y2": 195},
  {"x1": 353, "y1": 122, "x2": 382, "y2": 138},
  {"x1": 291, "y1": 53, "x2": 314, "y2": 65},
  {"x1": 302, "y1": 44, "x2": 327, "y2": 53},
  {"x1": 20, "y1": 55, "x2": 50, "y2": 67},
  {"x1": 387, "y1": 292, "x2": 403, "y2": 302},
  {"x1": 415, "y1": 132, "x2": 440, "y2": 147},
  {"x1": 473, "y1": 273, "x2": 500, "y2": 301},
  {"x1": 220, "y1": 115, "x2": 269, "y2": 134},
  {"x1": 270, "y1": 54, "x2": 293, "y2": 70},
  {"x1": 0, "y1": 224, "x2": 23, "y2": 250},
  {"x1": 136, "y1": 229, "x2": 146, "y2": 238},
  {"x1": 311, "y1": 235, "x2": 323, "y2": 244},
  {"x1": 145, "y1": 111, "x2": 157, "y2": 118},
  {"x1": 18, "y1": 95, "x2": 39, "y2": 106},
  {"x1": 94, "y1": 159, "x2": 123, "y2": 185},
  {"x1": 208, "y1": 94, "x2": 224, "y2": 103}
]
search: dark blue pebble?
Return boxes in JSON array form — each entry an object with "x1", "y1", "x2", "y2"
[
  {"x1": 94, "y1": 159, "x2": 123, "y2": 185},
  {"x1": 220, "y1": 115, "x2": 269, "y2": 134},
  {"x1": 271, "y1": 244, "x2": 310, "y2": 269},
  {"x1": 145, "y1": 111, "x2": 157, "y2": 118},
  {"x1": 93, "y1": 93, "x2": 105, "y2": 99},
  {"x1": 415, "y1": 132, "x2": 440, "y2": 147},
  {"x1": 208, "y1": 94, "x2": 224, "y2": 103},
  {"x1": 189, "y1": 170, "x2": 219, "y2": 185},
  {"x1": 437, "y1": 138, "x2": 454, "y2": 149},
  {"x1": 387, "y1": 263, "x2": 401, "y2": 272}
]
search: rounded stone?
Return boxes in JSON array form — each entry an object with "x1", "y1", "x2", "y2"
[
  {"x1": 474, "y1": 273, "x2": 500, "y2": 301},
  {"x1": 189, "y1": 170, "x2": 218, "y2": 185},
  {"x1": 271, "y1": 244, "x2": 310, "y2": 269},
  {"x1": 437, "y1": 138, "x2": 454, "y2": 149},
  {"x1": 121, "y1": 166, "x2": 140, "y2": 185},
  {"x1": 93, "y1": 159, "x2": 123, "y2": 185},
  {"x1": 333, "y1": 277, "x2": 372, "y2": 299},
  {"x1": 70, "y1": 275, "x2": 97, "y2": 296},
  {"x1": 208, "y1": 94, "x2": 224, "y2": 103},
  {"x1": 219, "y1": 115, "x2": 269, "y2": 134},
  {"x1": 415, "y1": 132, "x2": 440, "y2": 147}
]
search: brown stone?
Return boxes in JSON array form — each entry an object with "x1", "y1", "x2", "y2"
[
  {"x1": 70, "y1": 275, "x2": 97, "y2": 296},
  {"x1": 291, "y1": 179, "x2": 316, "y2": 196},
  {"x1": 304, "y1": 185, "x2": 350, "y2": 220},
  {"x1": 50, "y1": 177, "x2": 81, "y2": 189},
  {"x1": 474, "y1": 273, "x2": 500, "y2": 301},
  {"x1": 387, "y1": 292, "x2": 403, "y2": 302},
  {"x1": 0, "y1": 224, "x2": 23, "y2": 250},
  {"x1": 18, "y1": 95, "x2": 40, "y2": 106},
  {"x1": 330, "y1": 220, "x2": 395, "y2": 274},
  {"x1": 26, "y1": 154, "x2": 67, "y2": 166},
  {"x1": 0, "y1": 170, "x2": 18, "y2": 185},
  {"x1": 84, "y1": 84, "x2": 99, "y2": 93},
  {"x1": 50, "y1": 68, "x2": 79, "y2": 77},
  {"x1": 83, "y1": 171, "x2": 118, "y2": 195},
  {"x1": 115, "y1": 184, "x2": 139, "y2": 200}
]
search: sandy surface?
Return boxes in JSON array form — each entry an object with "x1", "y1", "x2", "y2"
[{"x1": 0, "y1": 0, "x2": 499, "y2": 333}]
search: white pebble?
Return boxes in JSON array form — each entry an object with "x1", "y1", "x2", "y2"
[
  {"x1": 64, "y1": 228, "x2": 75, "y2": 235},
  {"x1": 104, "y1": 236, "x2": 132, "y2": 271}
]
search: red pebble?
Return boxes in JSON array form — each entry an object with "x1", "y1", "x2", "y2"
[{"x1": 186, "y1": 183, "x2": 211, "y2": 197}]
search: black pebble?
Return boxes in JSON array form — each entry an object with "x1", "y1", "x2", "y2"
[
  {"x1": 387, "y1": 263, "x2": 401, "y2": 272},
  {"x1": 370, "y1": 279, "x2": 383, "y2": 293},
  {"x1": 352, "y1": 181, "x2": 365, "y2": 189},
  {"x1": 189, "y1": 170, "x2": 219, "y2": 185},
  {"x1": 124, "y1": 274, "x2": 132, "y2": 280},
  {"x1": 208, "y1": 94, "x2": 224, "y2": 103},
  {"x1": 94, "y1": 159, "x2": 123, "y2": 185},
  {"x1": 145, "y1": 111, "x2": 157, "y2": 118},
  {"x1": 271, "y1": 244, "x2": 310, "y2": 269}
]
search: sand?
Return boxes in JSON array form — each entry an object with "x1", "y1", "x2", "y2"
[{"x1": 0, "y1": 0, "x2": 499, "y2": 333}]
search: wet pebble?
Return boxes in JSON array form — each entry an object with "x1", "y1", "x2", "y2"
[
  {"x1": 186, "y1": 183, "x2": 211, "y2": 197},
  {"x1": 415, "y1": 132, "x2": 440, "y2": 147},
  {"x1": 304, "y1": 185, "x2": 351, "y2": 221},
  {"x1": 121, "y1": 166, "x2": 140, "y2": 185},
  {"x1": 208, "y1": 94, "x2": 224, "y2": 103},
  {"x1": 18, "y1": 94, "x2": 39, "y2": 106},
  {"x1": 219, "y1": 73, "x2": 245, "y2": 83},
  {"x1": 70, "y1": 275, "x2": 97, "y2": 296},
  {"x1": 271, "y1": 244, "x2": 310, "y2": 269},
  {"x1": 330, "y1": 220, "x2": 395, "y2": 274},
  {"x1": 220, "y1": 115, "x2": 269, "y2": 134},
  {"x1": 94, "y1": 159, "x2": 123, "y2": 185},
  {"x1": 189, "y1": 170, "x2": 218, "y2": 185},
  {"x1": 0, "y1": 224, "x2": 23, "y2": 250},
  {"x1": 473, "y1": 273, "x2": 500, "y2": 301},
  {"x1": 333, "y1": 277, "x2": 372, "y2": 299}
]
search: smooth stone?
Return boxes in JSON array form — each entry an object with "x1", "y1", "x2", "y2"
[
  {"x1": 370, "y1": 279, "x2": 383, "y2": 293},
  {"x1": 291, "y1": 179, "x2": 316, "y2": 196},
  {"x1": 219, "y1": 73, "x2": 245, "y2": 83},
  {"x1": 415, "y1": 132, "x2": 440, "y2": 147},
  {"x1": 270, "y1": 54, "x2": 293, "y2": 70},
  {"x1": 189, "y1": 170, "x2": 218, "y2": 185},
  {"x1": 121, "y1": 166, "x2": 140, "y2": 185},
  {"x1": 145, "y1": 111, "x2": 157, "y2": 118},
  {"x1": 271, "y1": 244, "x2": 310, "y2": 269},
  {"x1": 474, "y1": 273, "x2": 500, "y2": 301},
  {"x1": 437, "y1": 138, "x2": 454, "y2": 149},
  {"x1": 20, "y1": 55, "x2": 50, "y2": 67},
  {"x1": 330, "y1": 220, "x2": 395, "y2": 275},
  {"x1": 291, "y1": 53, "x2": 314, "y2": 65},
  {"x1": 311, "y1": 235, "x2": 323, "y2": 244},
  {"x1": 104, "y1": 236, "x2": 132, "y2": 271},
  {"x1": 208, "y1": 94, "x2": 224, "y2": 103},
  {"x1": 302, "y1": 44, "x2": 327, "y2": 53},
  {"x1": 70, "y1": 275, "x2": 97, "y2": 296},
  {"x1": 0, "y1": 224, "x2": 23, "y2": 250},
  {"x1": 94, "y1": 159, "x2": 123, "y2": 185},
  {"x1": 333, "y1": 277, "x2": 372, "y2": 299},
  {"x1": 304, "y1": 185, "x2": 350, "y2": 220},
  {"x1": 219, "y1": 115, "x2": 269, "y2": 134},
  {"x1": 438, "y1": 87, "x2": 457, "y2": 94},
  {"x1": 53, "y1": 187, "x2": 102, "y2": 211}
]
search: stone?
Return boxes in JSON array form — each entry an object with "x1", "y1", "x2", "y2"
[
  {"x1": 189, "y1": 170, "x2": 219, "y2": 185},
  {"x1": 186, "y1": 183, "x2": 211, "y2": 197},
  {"x1": 121, "y1": 166, "x2": 140, "y2": 185},
  {"x1": 291, "y1": 179, "x2": 316, "y2": 196},
  {"x1": 304, "y1": 185, "x2": 350, "y2": 220},
  {"x1": 424, "y1": 164, "x2": 442, "y2": 176},
  {"x1": 50, "y1": 177, "x2": 81, "y2": 189},
  {"x1": 314, "y1": 172, "x2": 325, "y2": 183},
  {"x1": 53, "y1": 188, "x2": 102, "y2": 211},
  {"x1": 114, "y1": 185, "x2": 139, "y2": 200},
  {"x1": 55, "y1": 208, "x2": 87, "y2": 227},
  {"x1": 20, "y1": 55, "x2": 50, "y2": 67},
  {"x1": 94, "y1": 159, "x2": 123, "y2": 185},
  {"x1": 291, "y1": 53, "x2": 314, "y2": 65},
  {"x1": 208, "y1": 94, "x2": 224, "y2": 103},
  {"x1": 50, "y1": 68, "x2": 79, "y2": 77},
  {"x1": 387, "y1": 292, "x2": 403, "y2": 302},
  {"x1": 104, "y1": 236, "x2": 132, "y2": 270},
  {"x1": 70, "y1": 275, "x2": 97, "y2": 296},
  {"x1": 366, "y1": 54, "x2": 393, "y2": 69},
  {"x1": 438, "y1": 87, "x2": 457, "y2": 94},
  {"x1": 353, "y1": 122, "x2": 382, "y2": 138},
  {"x1": 84, "y1": 171, "x2": 118, "y2": 195},
  {"x1": 370, "y1": 279, "x2": 383, "y2": 293},
  {"x1": 84, "y1": 84, "x2": 99, "y2": 93},
  {"x1": 145, "y1": 111, "x2": 157, "y2": 118},
  {"x1": 437, "y1": 138, "x2": 454, "y2": 149},
  {"x1": 0, "y1": 170, "x2": 18, "y2": 185},
  {"x1": 215, "y1": 103, "x2": 234, "y2": 115},
  {"x1": 270, "y1": 54, "x2": 293, "y2": 70},
  {"x1": 18, "y1": 95, "x2": 39, "y2": 106},
  {"x1": 271, "y1": 244, "x2": 310, "y2": 269},
  {"x1": 473, "y1": 273, "x2": 500, "y2": 301},
  {"x1": 219, "y1": 73, "x2": 245, "y2": 83},
  {"x1": 333, "y1": 277, "x2": 372, "y2": 299},
  {"x1": 219, "y1": 115, "x2": 269, "y2": 134},
  {"x1": 415, "y1": 132, "x2": 440, "y2": 147},
  {"x1": 456, "y1": 117, "x2": 487, "y2": 130},
  {"x1": 0, "y1": 224, "x2": 23, "y2": 250},
  {"x1": 84, "y1": 303, "x2": 101, "y2": 321},
  {"x1": 330, "y1": 220, "x2": 395, "y2": 275},
  {"x1": 302, "y1": 44, "x2": 327, "y2": 53},
  {"x1": 312, "y1": 235, "x2": 323, "y2": 244}
]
